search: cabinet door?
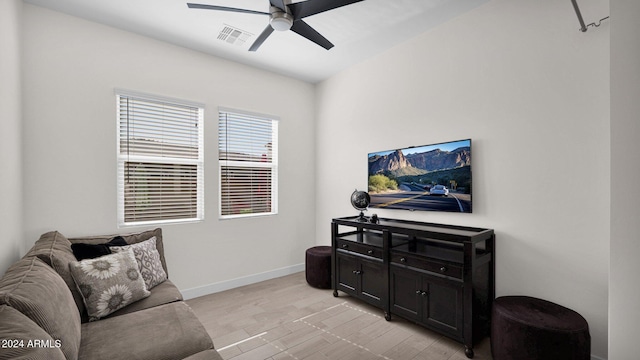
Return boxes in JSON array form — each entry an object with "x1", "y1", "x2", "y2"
[
  {"x1": 423, "y1": 275, "x2": 464, "y2": 339},
  {"x1": 336, "y1": 252, "x2": 358, "y2": 295},
  {"x1": 390, "y1": 266, "x2": 421, "y2": 321},
  {"x1": 359, "y1": 257, "x2": 384, "y2": 306}
]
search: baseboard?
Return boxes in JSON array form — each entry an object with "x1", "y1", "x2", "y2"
[
  {"x1": 591, "y1": 354, "x2": 607, "y2": 360},
  {"x1": 181, "y1": 263, "x2": 305, "y2": 300}
]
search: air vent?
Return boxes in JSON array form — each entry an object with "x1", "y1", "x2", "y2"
[{"x1": 217, "y1": 25, "x2": 252, "y2": 46}]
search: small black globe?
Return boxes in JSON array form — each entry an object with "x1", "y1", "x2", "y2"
[{"x1": 351, "y1": 190, "x2": 370, "y2": 222}]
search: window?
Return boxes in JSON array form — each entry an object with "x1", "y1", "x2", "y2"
[
  {"x1": 218, "y1": 109, "x2": 278, "y2": 218},
  {"x1": 117, "y1": 90, "x2": 204, "y2": 226}
]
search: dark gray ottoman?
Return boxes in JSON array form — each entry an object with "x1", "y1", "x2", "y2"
[
  {"x1": 305, "y1": 246, "x2": 331, "y2": 289},
  {"x1": 491, "y1": 296, "x2": 590, "y2": 360}
]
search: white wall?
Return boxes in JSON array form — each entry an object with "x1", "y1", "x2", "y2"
[
  {"x1": 21, "y1": 4, "x2": 316, "y2": 293},
  {"x1": 610, "y1": 0, "x2": 640, "y2": 359},
  {"x1": 0, "y1": 0, "x2": 24, "y2": 275},
  {"x1": 316, "y1": 0, "x2": 609, "y2": 358}
]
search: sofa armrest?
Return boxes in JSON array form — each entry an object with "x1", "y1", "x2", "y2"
[{"x1": 0, "y1": 305, "x2": 66, "y2": 360}]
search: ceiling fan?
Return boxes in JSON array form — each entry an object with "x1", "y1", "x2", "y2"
[{"x1": 187, "y1": 0, "x2": 363, "y2": 51}]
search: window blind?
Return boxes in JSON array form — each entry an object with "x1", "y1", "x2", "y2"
[
  {"x1": 218, "y1": 109, "x2": 278, "y2": 218},
  {"x1": 117, "y1": 91, "x2": 204, "y2": 226}
]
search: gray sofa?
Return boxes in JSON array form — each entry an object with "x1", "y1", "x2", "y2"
[{"x1": 0, "y1": 228, "x2": 222, "y2": 360}]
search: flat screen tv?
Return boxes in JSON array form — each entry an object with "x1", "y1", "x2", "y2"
[{"x1": 368, "y1": 139, "x2": 472, "y2": 213}]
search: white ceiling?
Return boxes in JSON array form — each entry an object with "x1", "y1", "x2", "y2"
[{"x1": 24, "y1": 0, "x2": 489, "y2": 83}]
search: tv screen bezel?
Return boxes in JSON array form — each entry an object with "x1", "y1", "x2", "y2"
[{"x1": 367, "y1": 138, "x2": 472, "y2": 214}]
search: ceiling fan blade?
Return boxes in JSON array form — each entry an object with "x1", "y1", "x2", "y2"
[
  {"x1": 288, "y1": 0, "x2": 363, "y2": 20},
  {"x1": 187, "y1": 3, "x2": 269, "y2": 16},
  {"x1": 269, "y1": 0, "x2": 286, "y2": 11},
  {"x1": 290, "y1": 20, "x2": 333, "y2": 50},
  {"x1": 249, "y1": 25, "x2": 275, "y2": 51}
]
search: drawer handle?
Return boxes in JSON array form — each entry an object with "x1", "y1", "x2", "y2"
[
  {"x1": 400, "y1": 257, "x2": 407, "y2": 263},
  {"x1": 367, "y1": 250, "x2": 374, "y2": 255},
  {"x1": 440, "y1": 266, "x2": 447, "y2": 273},
  {"x1": 342, "y1": 244, "x2": 348, "y2": 249},
  {"x1": 416, "y1": 290, "x2": 428, "y2": 297}
]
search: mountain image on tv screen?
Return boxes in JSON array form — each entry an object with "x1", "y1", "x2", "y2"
[{"x1": 367, "y1": 139, "x2": 472, "y2": 213}]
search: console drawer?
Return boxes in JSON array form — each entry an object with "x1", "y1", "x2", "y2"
[
  {"x1": 336, "y1": 239, "x2": 383, "y2": 259},
  {"x1": 391, "y1": 252, "x2": 462, "y2": 279}
]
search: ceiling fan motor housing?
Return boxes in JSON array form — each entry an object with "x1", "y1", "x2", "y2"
[{"x1": 269, "y1": 6, "x2": 293, "y2": 31}]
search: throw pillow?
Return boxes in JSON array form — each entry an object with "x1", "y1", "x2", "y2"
[
  {"x1": 70, "y1": 236, "x2": 128, "y2": 261},
  {"x1": 68, "y1": 228, "x2": 168, "y2": 277},
  {"x1": 69, "y1": 249, "x2": 150, "y2": 321},
  {"x1": 111, "y1": 236, "x2": 167, "y2": 290}
]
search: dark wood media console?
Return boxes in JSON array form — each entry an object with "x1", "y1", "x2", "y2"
[{"x1": 331, "y1": 216, "x2": 495, "y2": 358}]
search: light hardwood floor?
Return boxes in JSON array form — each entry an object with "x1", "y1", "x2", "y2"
[{"x1": 186, "y1": 272, "x2": 493, "y2": 360}]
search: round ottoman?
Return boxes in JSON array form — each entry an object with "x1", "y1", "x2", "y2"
[
  {"x1": 305, "y1": 246, "x2": 332, "y2": 289},
  {"x1": 491, "y1": 296, "x2": 590, "y2": 360}
]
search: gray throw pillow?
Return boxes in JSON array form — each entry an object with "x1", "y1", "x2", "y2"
[
  {"x1": 111, "y1": 236, "x2": 167, "y2": 290},
  {"x1": 69, "y1": 249, "x2": 150, "y2": 321}
]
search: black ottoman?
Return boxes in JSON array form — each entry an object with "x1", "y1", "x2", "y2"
[
  {"x1": 305, "y1": 246, "x2": 332, "y2": 289},
  {"x1": 491, "y1": 296, "x2": 590, "y2": 360}
]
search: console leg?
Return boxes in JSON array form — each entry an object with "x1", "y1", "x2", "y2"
[
  {"x1": 333, "y1": 290, "x2": 338, "y2": 297},
  {"x1": 384, "y1": 312, "x2": 391, "y2": 321},
  {"x1": 464, "y1": 346, "x2": 474, "y2": 358}
]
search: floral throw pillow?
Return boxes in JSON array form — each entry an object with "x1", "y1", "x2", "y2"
[
  {"x1": 69, "y1": 249, "x2": 150, "y2": 321},
  {"x1": 111, "y1": 236, "x2": 167, "y2": 290}
]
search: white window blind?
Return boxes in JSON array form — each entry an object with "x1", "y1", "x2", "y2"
[
  {"x1": 117, "y1": 91, "x2": 204, "y2": 226},
  {"x1": 218, "y1": 109, "x2": 278, "y2": 218}
]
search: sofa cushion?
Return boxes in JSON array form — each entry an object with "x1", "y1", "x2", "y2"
[
  {"x1": 103, "y1": 279, "x2": 183, "y2": 319},
  {"x1": 0, "y1": 257, "x2": 81, "y2": 360},
  {"x1": 111, "y1": 237, "x2": 167, "y2": 290},
  {"x1": 79, "y1": 302, "x2": 214, "y2": 360},
  {"x1": 0, "y1": 305, "x2": 66, "y2": 360},
  {"x1": 25, "y1": 230, "x2": 86, "y2": 316},
  {"x1": 69, "y1": 249, "x2": 150, "y2": 321},
  {"x1": 69, "y1": 228, "x2": 168, "y2": 277}
]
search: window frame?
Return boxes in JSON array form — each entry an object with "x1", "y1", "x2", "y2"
[
  {"x1": 218, "y1": 107, "x2": 279, "y2": 220},
  {"x1": 116, "y1": 89, "x2": 204, "y2": 227}
]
